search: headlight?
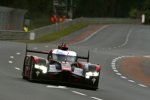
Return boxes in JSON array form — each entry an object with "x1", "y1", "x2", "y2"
[
  {"x1": 93, "y1": 72, "x2": 99, "y2": 76},
  {"x1": 85, "y1": 72, "x2": 99, "y2": 79},
  {"x1": 35, "y1": 64, "x2": 47, "y2": 74},
  {"x1": 86, "y1": 72, "x2": 93, "y2": 76}
]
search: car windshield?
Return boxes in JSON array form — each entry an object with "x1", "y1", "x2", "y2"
[{"x1": 52, "y1": 54, "x2": 76, "y2": 62}]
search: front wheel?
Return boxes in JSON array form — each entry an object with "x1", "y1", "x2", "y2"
[{"x1": 91, "y1": 76, "x2": 100, "y2": 90}]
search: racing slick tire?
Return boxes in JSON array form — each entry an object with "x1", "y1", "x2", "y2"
[
  {"x1": 29, "y1": 57, "x2": 36, "y2": 81},
  {"x1": 88, "y1": 74, "x2": 100, "y2": 90},
  {"x1": 22, "y1": 56, "x2": 27, "y2": 79},
  {"x1": 92, "y1": 76, "x2": 100, "y2": 90}
]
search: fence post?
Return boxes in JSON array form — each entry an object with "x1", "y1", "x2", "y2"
[
  {"x1": 30, "y1": 32, "x2": 35, "y2": 40},
  {"x1": 141, "y1": 14, "x2": 145, "y2": 24}
]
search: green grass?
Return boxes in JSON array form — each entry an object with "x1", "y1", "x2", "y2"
[{"x1": 29, "y1": 22, "x2": 88, "y2": 43}]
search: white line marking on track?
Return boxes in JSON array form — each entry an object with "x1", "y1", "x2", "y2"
[
  {"x1": 9, "y1": 61, "x2": 13, "y2": 64},
  {"x1": 15, "y1": 67, "x2": 21, "y2": 71},
  {"x1": 46, "y1": 85, "x2": 67, "y2": 89},
  {"x1": 16, "y1": 52, "x2": 21, "y2": 55},
  {"x1": 71, "y1": 91, "x2": 87, "y2": 96},
  {"x1": 10, "y1": 56, "x2": 14, "y2": 59},
  {"x1": 112, "y1": 29, "x2": 132, "y2": 49},
  {"x1": 121, "y1": 76, "x2": 127, "y2": 79},
  {"x1": 113, "y1": 69, "x2": 118, "y2": 73},
  {"x1": 46, "y1": 85, "x2": 57, "y2": 88},
  {"x1": 73, "y1": 25, "x2": 109, "y2": 45},
  {"x1": 91, "y1": 97, "x2": 103, "y2": 100},
  {"x1": 111, "y1": 62, "x2": 115, "y2": 65},
  {"x1": 144, "y1": 56, "x2": 150, "y2": 58},
  {"x1": 123, "y1": 29, "x2": 132, "y2": 46},
  {"x1": 116, "y1": 73, "x2": 122, "y2": 76},
  {"x1": 128, "y1": 80, "x2": 135, "y2": 83},
  {"x1": 138, "y1": 84, "x2": 147, "y2": 88},
  {"x1": 57, "y1": 86, "x2": 67, "y2": 89},
  {"x1": 112, "y1": 56, "x2": 149, "y2": 88},
  {"x1": 111, "y1": 65, "x2": 116, "y2": 69}
]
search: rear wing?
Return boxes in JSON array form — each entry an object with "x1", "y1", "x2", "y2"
[
  {"x1": 77, "y1": 51, "x2": 90, "y2": 62},
  {"x1": 25, "y1": 44, "x2": 90, "y2": 62},
  {"x1": 25, "y1": 44, "x2": 49, "y2": 56}
]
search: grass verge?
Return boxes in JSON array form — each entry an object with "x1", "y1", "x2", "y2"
[{"x1": 29, "y1": 22, "x2": 88, "y2": 43}]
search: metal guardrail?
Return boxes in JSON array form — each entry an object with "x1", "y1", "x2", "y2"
[
  {"x1": 0, "y1": 30, "x2": 29, "y2": 40},
  {"x1": 0, "y1": 18, "x2": 141, "y2": 40},
  {"x1": 79, "y1": 17, "x2": 141, "y2": 24},
  {"x1": 30, "y1": 19, "x2": 80, "y2": 38}
]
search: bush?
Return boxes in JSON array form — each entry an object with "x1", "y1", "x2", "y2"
[
  {"x1": 129, "y1": 8, "x2": 138, "y2": 18},
  {"x1": 144, "y1": 11, "x2": 150, "y2": 24}
]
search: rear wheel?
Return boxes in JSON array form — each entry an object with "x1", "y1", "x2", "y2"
[
  {"x1": 22, "y1": 69, "x2": 26, "y2": 79},
  {"x1": 29, "y1": 57, "x2": 35, "y2": 81},
  {"x1": 22, "y1": 56, "x2": 27, "y2": 79}
]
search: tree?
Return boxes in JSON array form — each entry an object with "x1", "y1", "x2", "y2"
[
  {"x1": 27, "y1": 0, "x2": 53, "y2": 17},
  {"x1": 0, "y1": 0, "x2": 147, "y2": 18},
  {"x1": 74, "y1": 0, "x2": 132, "y2": 17},
  {"x1": 142, "y1": 0, "x2": 150, "y2": 23}
]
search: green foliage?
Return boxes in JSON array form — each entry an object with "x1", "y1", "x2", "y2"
[
  {"x1": 129, "y1": 9, "x2": 138, "y2": 18},
  {"x1": 144, "y1": 11, "x2": 150, "y2": 24},
  {"x1": 142, "y1": 0, "x2": 150, "y2": 24},
  {"x1": 0, "y1": 0, "x2": 52, "y2": 18},
  {"x1": 73, "y1": 0, "x2": 135, "y2": 18},
  {"x1": 0, "y1": 0, "x2": 28, "y2": 9},
  {"x1": 143, "y1": 0, "x2": 150, "y2": 10},
  {"x1": 25, "y1": 0, "x2": 52, "y2": 18},
  {"x1": 30, "y1": 16, "x2": 51, "y2": 29},
  {"x1": 1, "y1": 0, "x2": 150, "y2": 23}
]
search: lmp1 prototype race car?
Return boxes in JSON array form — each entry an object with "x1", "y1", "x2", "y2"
[{"x1": 22, "y1": 43, "x2": 101, "y2": 90}]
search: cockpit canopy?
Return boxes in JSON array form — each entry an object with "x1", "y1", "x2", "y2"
[
  {"x1": 48, "y1": 49, "x2": 77, "y2": 62},
  {"x1": 52, "y1": 54, "x2": 76, "y2": 62}
]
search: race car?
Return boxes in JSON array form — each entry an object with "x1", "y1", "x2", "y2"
[{"x1": 22, "y1": 43, "x2": 101, "y2": 90}]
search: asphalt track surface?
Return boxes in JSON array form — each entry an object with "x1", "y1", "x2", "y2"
[{"x1": 0, "y1": 24, "x2": 150, "y2": 100}]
